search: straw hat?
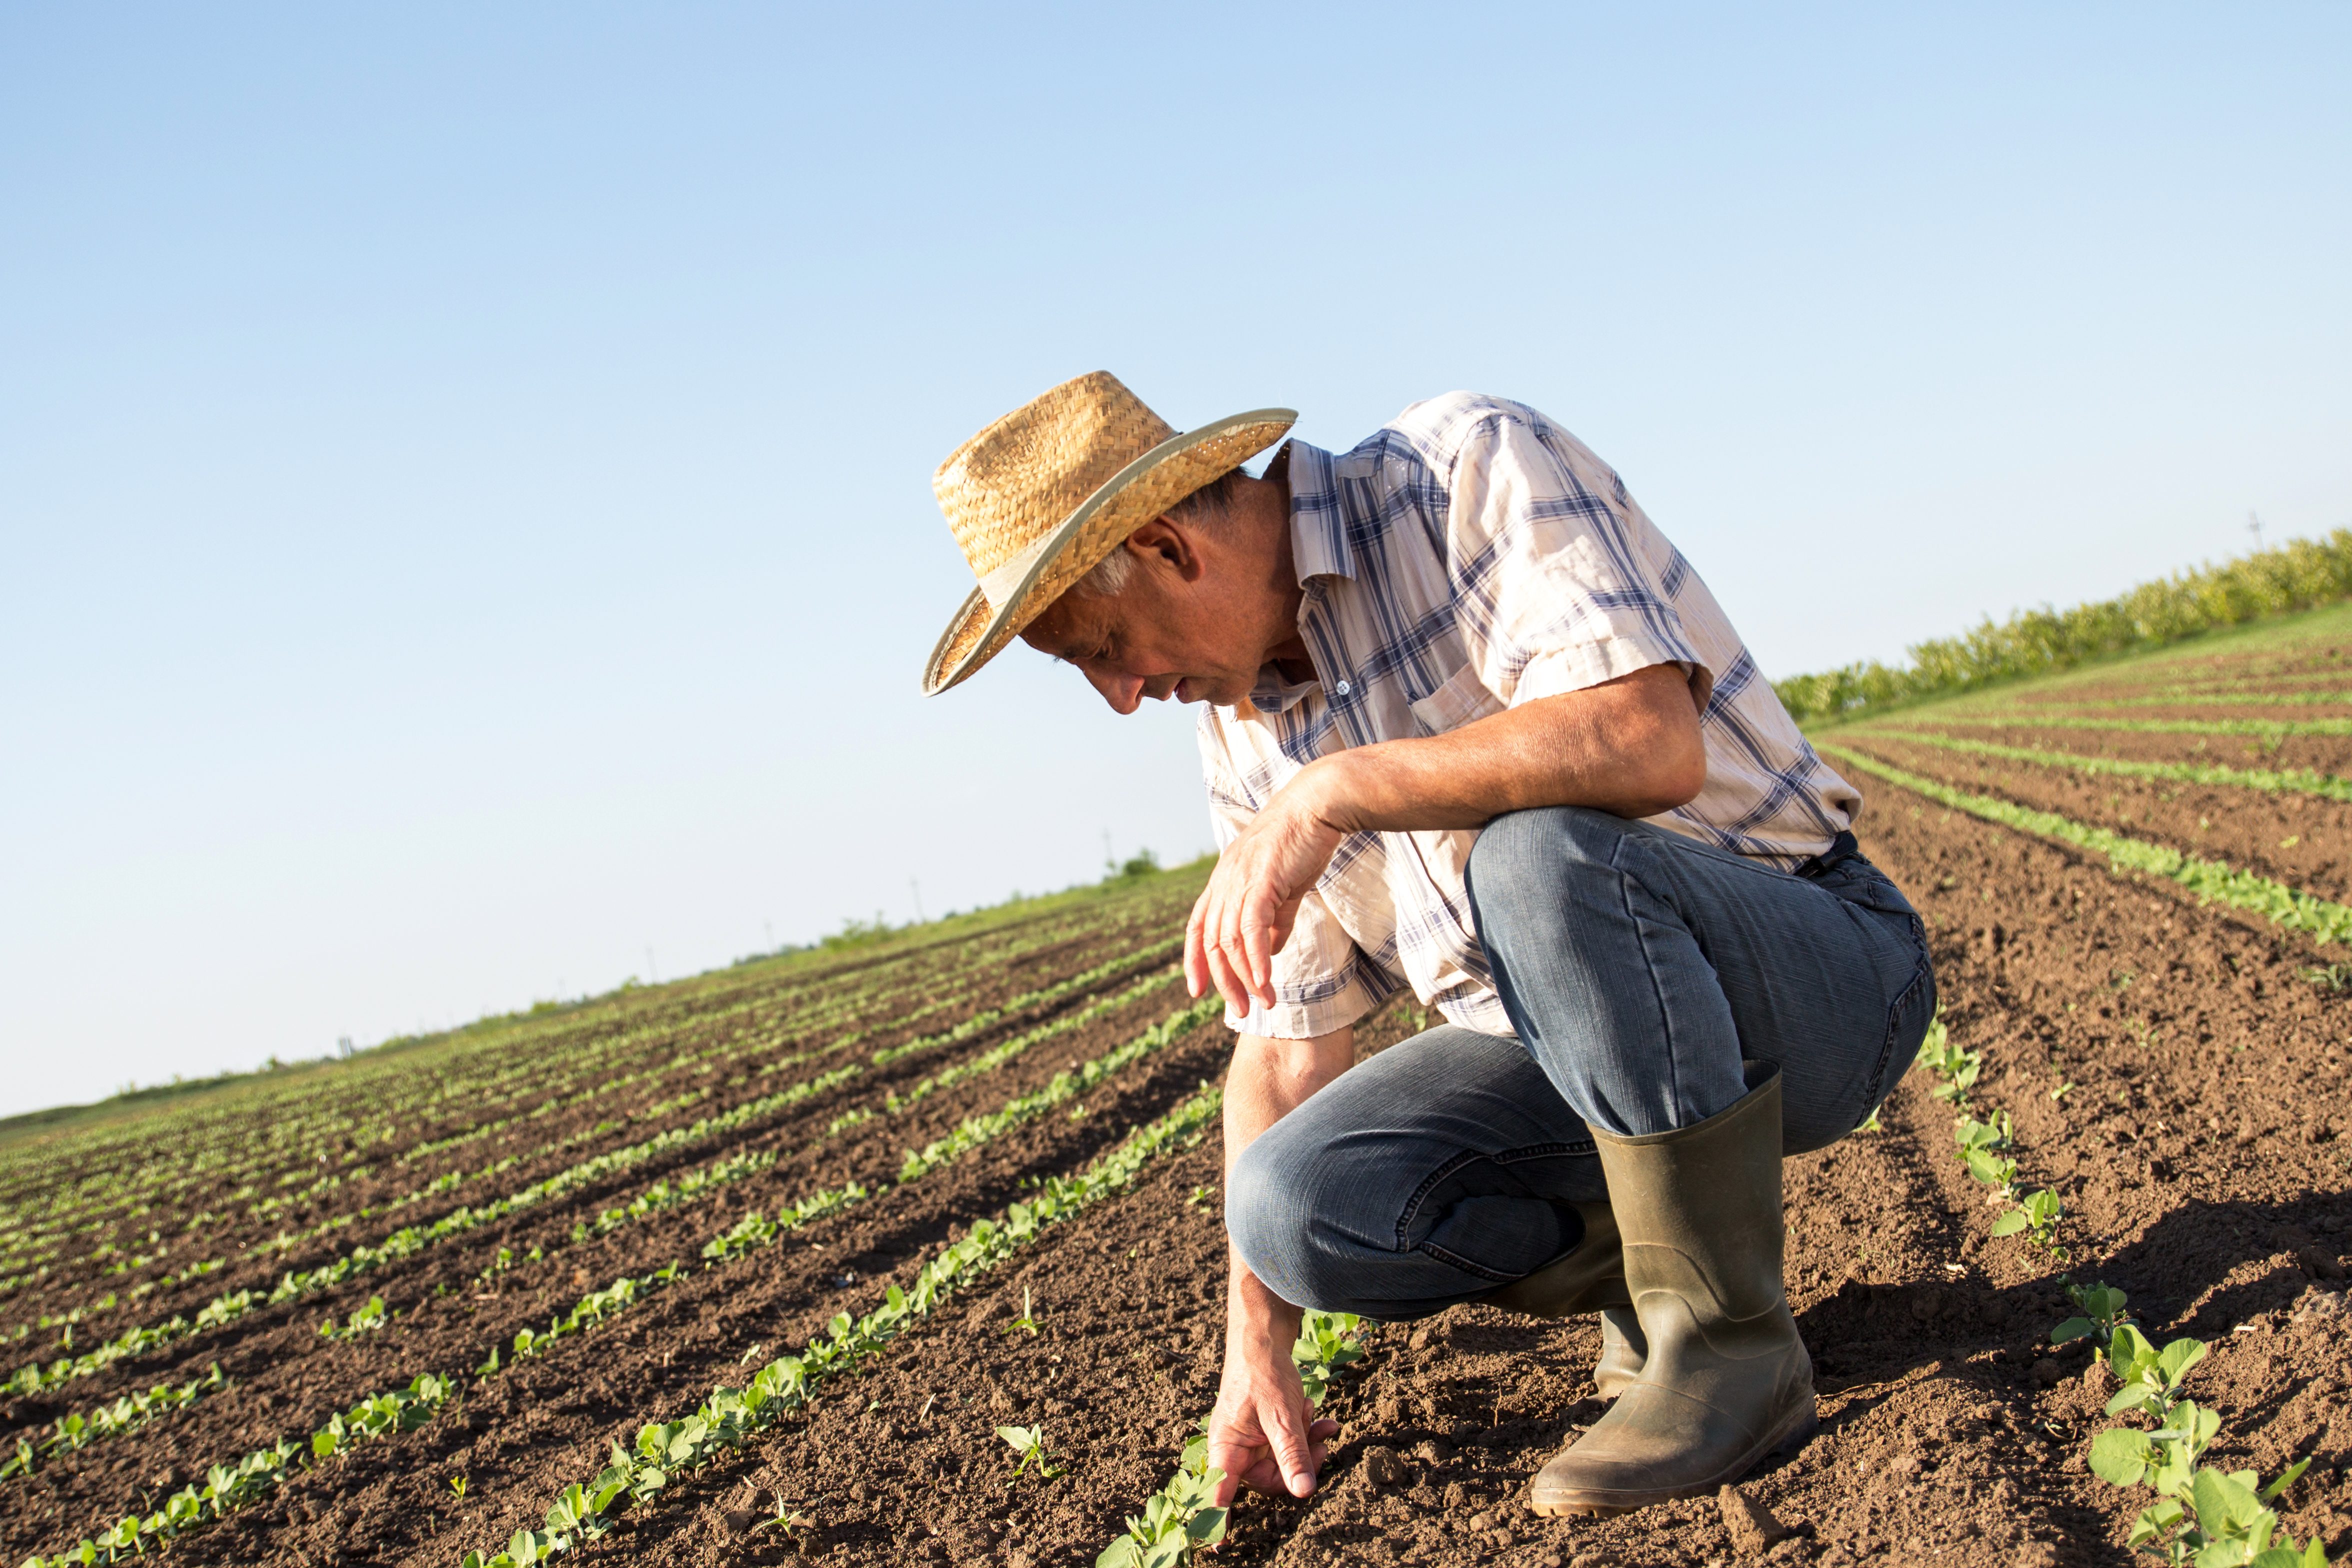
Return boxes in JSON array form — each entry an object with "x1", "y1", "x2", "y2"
[{"x1": 920, "y1": 371, "x2": 1295, "y2": 695}]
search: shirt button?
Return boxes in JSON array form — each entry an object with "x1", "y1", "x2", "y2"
[{"x1": 1335, "y1": 681, "x2": 1352, "y2": 697}]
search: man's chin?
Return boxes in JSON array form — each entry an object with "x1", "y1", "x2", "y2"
[{"x1": 1174, "y1": 676, "x2": 1250, "y2": 706}]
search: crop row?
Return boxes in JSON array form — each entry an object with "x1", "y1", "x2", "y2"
[
  {"x1": 4, "y1": 927, "x2": 1190, "y2": 1392},
  {"x1": 1857, "y1": 728, "x2": 2352, "y2": 804},
  {"x1": 1906, "y1": 1010, "x2": 2326, "y2": 1564},
  {"x1": 1925, "y1": 712, "x2": 2352, "y2": 741},
  {"x1": 448, "y1": 1081, "x2": 1228, "y2": 1568},
  {"x1": 1818, "y1": 744, "x2": 2352, "y2": 950},
  {"x1": 0, "y1": 884, "x2": 1182, "y2": 1270},
  {"x1": 13, "y1": 1064, "x2": 1230, "y2": 1568},
  {"x1": 10, "y1": 984, "x2": 1228, "y2": 1514},
  {"x1": 0, "y1": 902, "x2": 1108, "y2": 1266}
]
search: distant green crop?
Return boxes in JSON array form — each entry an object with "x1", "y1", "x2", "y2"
[{"x1": 1858, "y1": 727, "x2": 2352, "y2": 804}]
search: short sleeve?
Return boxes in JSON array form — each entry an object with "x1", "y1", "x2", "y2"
[
  {"x1": 1446, "y1": 417, "x2": 1713, "y2": 708},
  {"x1": 1198, "y1": 716, "x2": 1387, "y2": 1040}
]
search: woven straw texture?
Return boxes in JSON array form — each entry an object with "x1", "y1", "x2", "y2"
[{"x1": 922, "y1": 371, "x2": 1293, "y2": 694}]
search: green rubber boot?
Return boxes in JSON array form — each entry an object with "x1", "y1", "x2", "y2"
[
  {"x1": 1528, "y1": 1062, "x2": 1815, "y2": 1516},
  {"x1": 1484, "y1": 1204, "x2": 1646, "y2": 1398}
]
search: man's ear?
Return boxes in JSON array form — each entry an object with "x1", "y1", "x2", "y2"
[{"x1": 1128, "y1": 518, "x2": 1205, "y2": 582}]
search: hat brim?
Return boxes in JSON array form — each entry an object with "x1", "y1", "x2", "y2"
[{"x1": 919, "y1": 407, "x2": 1296, "y2": 696}]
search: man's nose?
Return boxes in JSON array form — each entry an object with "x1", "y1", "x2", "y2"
[{"x1": 1086, "y1": 668, "x2": 1146, "y2": 714}]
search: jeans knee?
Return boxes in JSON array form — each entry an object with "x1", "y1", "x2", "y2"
[
  {"x1": 1226, "y1": 1120, "x2": 1386, "y2": 1314},
  {"x1": 1468, "y1": 806, "x2": 1633, "y2": 923},
  {"x1": 1226, "y1": 1128, "x2": 1316, "y2": 1305}
]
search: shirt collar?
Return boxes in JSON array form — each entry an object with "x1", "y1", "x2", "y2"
[
  {"x1": 1280, "y1": 439, "x2": 1356, "y2": 584},
  {"x1": 1237, "y1": 440, "x2": 1350, "y2": 716}
]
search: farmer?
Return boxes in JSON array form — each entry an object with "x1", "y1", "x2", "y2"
[{"x1": 919, "y1": 372, "x2": 1935, "y2": 1518}]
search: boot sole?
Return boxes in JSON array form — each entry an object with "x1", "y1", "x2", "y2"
[{"x1": 1526, "y1": 1397, "x2": 1819, "y2": 1518}]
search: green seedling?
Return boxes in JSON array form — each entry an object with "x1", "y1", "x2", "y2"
[
  {"x1": 1291, "y1": 1309, "x2": 1366, "y2": 1406},
  {"x1": 2050, "y1": 1080, "x2": 2076, "y2": 1101},
  {"x1": 450, "y1": 1475, "x2": 468, "y2": 1500},
  {"x1": 318, "y1": 1295, "x2": 391, "y2": 1341},
  {"x1": 2102, "y1": 1324, "x2": 2210, "y2": 1418},
  {"x1": 2052, "y1": 1281, "x2": 2134, "y2": 1354},
  {"x1": 996, "y1": 1422, "x2": 1066, "y2": 1481},
  {"x1": 1956, "y1": 1114, "x2": 2020, "y2": 1192},
  {"x1": 1858, "y1": 1107, "x2": 1884, "y2": 1133},
  {"x1": 1185, "y1": 1184, "x2": 1216, "y2": 1208},
  {"x1": 1096, "y1": 1440, "x2": 1228, "y2": 1568},
  {"x1": 1002, "y1": 1286, "x2": 1040, "y2": 1336},
  {"x1": 1992, "y1": 1188, "x2": 2066, "y2": 1258},
  {"x1": 1916, "y1": 1021, "x2": 1980, "y2": 1106},
  {"x1": 750, "y1": 1494, "x2": 814, "y2": 1539}
]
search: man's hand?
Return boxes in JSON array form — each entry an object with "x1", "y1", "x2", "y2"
[
  {"x1": 1208, "y1": 1272, "x2": 1338, "y2": 1504},
  {"x1": 1186, "y1": 769, "x2": 1344, "y2": 1016}
]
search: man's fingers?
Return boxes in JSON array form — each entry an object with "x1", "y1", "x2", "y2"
[
  {"x1": 1204, "y1": 938, "x2": 1250, "y2": 1020},
  {"x1": 1260, "y1": 1398, "x2": 1320, "y2": 1498},
  {"x1": 1238, "y1": 884, "x2": 1279, "y2": 1004},
  {"x1": 1204, "y1": 1438, "x2": 1248, "y2": 1507},
  {"x1": 1182, "y1": 892, "x2": 1212, "y2": 999},
  {"x1": 1214, "y1": 888, "x2": 1262, "y2": 1013},
  {"x1": 1307, "y1": 1416, "x2": 1340, "y2": 1442}
]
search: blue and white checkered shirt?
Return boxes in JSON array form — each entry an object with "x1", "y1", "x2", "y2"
[{"x1": 1197, "y1": 392, "x2": 1860, "y2": 1041}]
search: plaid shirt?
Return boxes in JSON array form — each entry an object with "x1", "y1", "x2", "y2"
[{"x1": 1198, "y1": 392, "x2": 1860, "y2": 1041}]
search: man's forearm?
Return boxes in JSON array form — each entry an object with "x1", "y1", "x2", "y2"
[
  {"x1": 1224, "y1": 1028, "x2": 1354, "y2": 1316},
  {"x1": 1298, "y1": 663, "x2": 1706, "y2": 834}
]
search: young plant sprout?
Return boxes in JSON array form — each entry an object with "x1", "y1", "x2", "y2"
[{"x1": 996, "y1": 1423, "x2": 1066, "y2": 1481}]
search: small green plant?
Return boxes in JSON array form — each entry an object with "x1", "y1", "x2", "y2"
[
  {"x1": 1002, "y1": 1286, "x2": 1040, "y2": 1336},
  {"x1": 450, "y1": 1475, "x2": 468, "y2": 1500},
  {"x1": 1094, "y1": 1312, "x2": 1363, "y2": 1568},
  {"x1": 2086, "y1": 1322, "x2": 2327, "y2": 1565},
  {"x1": 996, "y1": 1422, "x2": 1066, "y2": 1482},
  {"x1": 2052, "y1": 1280, "x2": 2134, "y2": 1354},
  {"x1": 318, "y1": 1295, "x2": 391, "y2": 1341},
  {"x1": 750, "y1": 1493, "x2": 814, "y2": 1540},
  {"x1": 1916, "y1": 1020, "x2": 1980, "y2": 1106},
  {"x1": 1991, "y1": 1188, "x2": 2066, "y2": 1258},
  {"x1": 1096, "y1": 1423, "x2": 1228, "y2": 1568}
]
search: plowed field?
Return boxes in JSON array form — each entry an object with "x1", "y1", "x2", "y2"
[{"x1": 7, "y1": 606, "x2": 2352, "y2": 1568}]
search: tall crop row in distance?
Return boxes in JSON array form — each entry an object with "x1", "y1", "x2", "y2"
[{"x1": 1775, "y1": 533, "x2": 2352, "y2": 722}]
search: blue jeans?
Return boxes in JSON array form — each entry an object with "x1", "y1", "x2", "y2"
[{"x1": 1228, "y1": 806, "x2": 1936, "y2": 1319}]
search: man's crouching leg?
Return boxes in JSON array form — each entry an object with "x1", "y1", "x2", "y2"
[
  {"x1": 1466, "y1": 806, "x2": 1934, "y2": 1515},
  {"x1": 1226, "y1": 1024, "x2": 1620, "y2": 1326}
]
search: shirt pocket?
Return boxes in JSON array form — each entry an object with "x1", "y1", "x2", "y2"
[{"x1": 1408, "y1": 662, "x2": 1506, "y2": 737}]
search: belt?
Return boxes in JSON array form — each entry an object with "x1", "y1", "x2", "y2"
[{"x1": 1792, "y1": 829, "x2": 1861, "y2": 880}]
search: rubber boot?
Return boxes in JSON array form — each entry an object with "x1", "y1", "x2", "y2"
[
  {"x1": 1485, "y1": 1202, "x2": 1629, "y2": 1316},
  {"x1": 1484, "y1": 1204, "x2": 1646, "y2": 1399},
  {"x1": 1592, "y1": 1306, "x2": 1647, "y2": 1400},
  {"x1": 1528, "y1": 1061, "x2": 1814, "y2": 1516}
]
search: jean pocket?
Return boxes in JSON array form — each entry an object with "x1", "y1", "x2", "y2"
[{"x1": 1866, "y1": 914, "x2": 1936, "y2": 1108}]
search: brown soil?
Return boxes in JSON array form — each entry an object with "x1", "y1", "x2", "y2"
[{"x1": 7, "y1": 790, "x2": 2352, "y2": 1568}]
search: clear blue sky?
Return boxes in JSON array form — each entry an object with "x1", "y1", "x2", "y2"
[{"x1": 4, "y1": 4, "x2": 2346, "y2": 1116}]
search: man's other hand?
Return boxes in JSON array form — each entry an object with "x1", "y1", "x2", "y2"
[
  {"x1": 1186, "y1": 772, "x2": 1344, "y2": 1018},
  {"x1": 1207, "y1": 1285, "x2": 1337, "y2": 1504}
]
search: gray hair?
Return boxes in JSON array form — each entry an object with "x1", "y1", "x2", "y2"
[{"x1": 1072, "y1": 469, "x2": 1245, "y2": 599}]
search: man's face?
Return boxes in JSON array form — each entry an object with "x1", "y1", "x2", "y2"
[{"x1": 1018, "y1": 526, "x2": 1274, "y2": 714}]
